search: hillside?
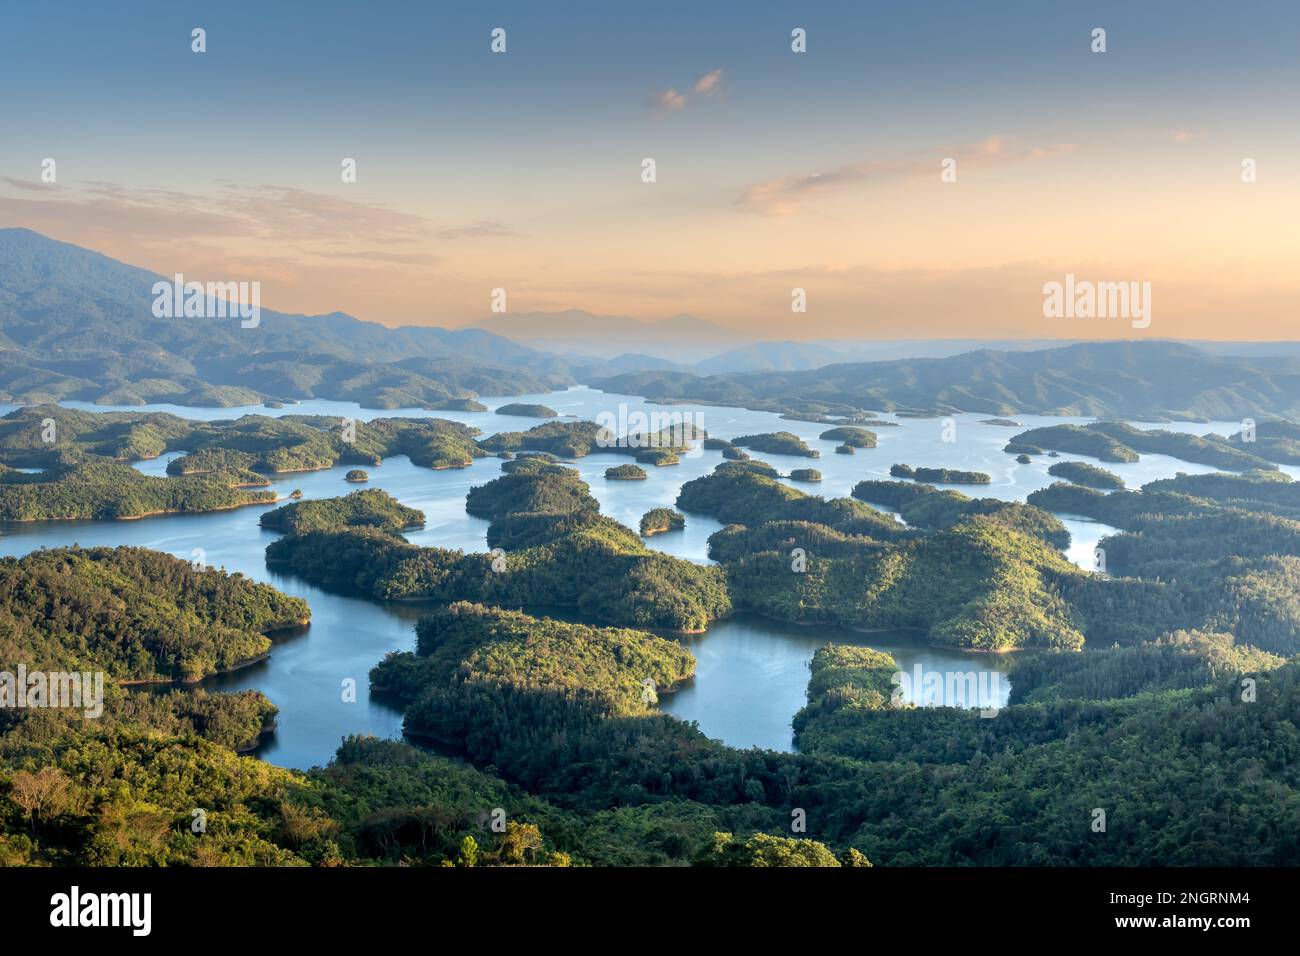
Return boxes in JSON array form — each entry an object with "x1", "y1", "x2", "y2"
[
  {"x1": 592, "y1": 341, "x2": 1300, "y2": 420},
  {"x1": 0, "y1": 229, "x2": 572, "y2": 407}
]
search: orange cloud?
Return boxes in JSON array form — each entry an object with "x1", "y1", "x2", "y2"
[{"x1": 737, "y1": 136, "x2": 1079, "y2": 216}]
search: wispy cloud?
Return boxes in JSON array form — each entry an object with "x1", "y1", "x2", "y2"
[
  {"x1": 1, "y1": 177, "x2": 56, "y2": 192},
  {"x1": 646, "y1": 88, "x2": 688, "y2": 112},
  {"x1": 0, "y1": 179, "x2": 515, "y2": 253},
  {"x1": 692, "y1": 68, "x2": 724, "y2": 95},
  {"x1": 646, "y1": 68, "x2": 724, "y2": 114},
  {"x1": 438, "y1": 220, "x2": 520, "y2": 240},
  {"x1": 737, "y1": 136, "x2": 1079, "y2": 216}
]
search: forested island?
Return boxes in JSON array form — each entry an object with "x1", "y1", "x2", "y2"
[
  {"x1": 0, "y1": 546, "x2": 309, "y2": 682},
  {"x1": 639, "y1": 507, "x2": 685, "y2": 535},
  {"x1": 605, "y1": 464, "x2": 647, "y2": 480},
  {"x1": 733, "y1": 431, "x2": 819, "y2": 457},
  {"x1": 889, "y1": 463, "x2": 991, "y2": 484},
  {"x1": 495, "y1": 403, "x2": 559, "y2": 418},
  {"x1": 1047, "y1": 460, "x2": 1125, "y2": 489},
  {"x1": 1008, "y1": 421, "x2": 1275, "y2": 470}
]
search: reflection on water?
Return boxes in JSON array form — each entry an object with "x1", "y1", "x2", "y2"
[
  {"x1": 660, "y1": 615, "x2": 1014, "y2": 752},
  {"x1": 0, "y1": 387, "x2": 1234, "y2": 766}
]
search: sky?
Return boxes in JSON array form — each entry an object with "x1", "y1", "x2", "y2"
[{"x1": 1, "y1": 0, "x2": 1298, "y2": 340}]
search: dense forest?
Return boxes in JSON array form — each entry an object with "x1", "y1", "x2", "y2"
[
  {"x1": 0, "y1": 405, "x2": 486, "y2": 475},
  {"x1": 266, "y1": 459, "x2": 730, "y2": 632},
  {"x1": 6, "y1": 398, "x2": 1300, "y2": 869},
  {"x1": 0, "y1": 546, "x2": 308, "y2": 681},
  {"x1": 889, "y1": 463, "x2": 991, "y2": 484}
]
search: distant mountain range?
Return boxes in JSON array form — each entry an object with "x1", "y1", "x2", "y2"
[
  {"x1": 592, "y1": 341, "x2": 1300, "y2": 421},
  {"x1": 474, "y1": 309, "x2": 740, "y2": 361},
  {"x1": 0, "y1": 228, "x2": 570, "y2": 407},
  {"x1": 9, "y1": 228, "x2": 1300, "y2": 420}
]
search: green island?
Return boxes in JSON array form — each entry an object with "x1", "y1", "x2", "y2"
[
  {"x1": 604, "y1": 463, "x2": 647, "y2": 480},
  {"x1": 0, "y1": 545, "x2": 309, "y2": 682},
  {"x1": 851, "y1": 479, "x2": 1070, "y2": 547},
  {"x1": 788, "y1": 468, "x2": 822, "y2": 482},
  {"x1": 732, "y1": 431, "x2": 819, "y2": 458},
  {"x1": 1047, "y1": 460, "x2": 1125, "y2": 489},
  {"x1": 0, "y1": 405, "x2": 485, "y2": 475},
  {"x1": 478, "y1": 418, "x2": 703, "y2": 462},
  {"x1": 265, "y1": 457, "x2": 730, "y2": 632},
  {"x1": 344, "y1": 469, "x2": 369, "y2": 482},
  {"x1": 259, "y1": 488, "x2": 425, "y2": 534},
  {"x1": 1009, "y1": 422, "x2": 1275, "y2": 471},
  {"x1": 0, "y1": 457, "x2": 278, "y2": 521},
  {"x1": 639, "y1": 508, "x2": 684, "y2": 535},
  {"x1": 495, "y1": 403, "x2": 559, "y2": 418},
  {"x1": 889, "y1": 463, "x2": 991, "y2": 484},
  {"x1": 818, "y1": 426, "x2": 876, "y2": 448}
]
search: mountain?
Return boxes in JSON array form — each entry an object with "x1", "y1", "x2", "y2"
[
  {"x1": 591, "y1": 341, "x2": 1300, "y2": 420},
  {"x1": 694, "y1": 340, "x2": 847, "y2": 374},
  {"x1": 0, "y1": 229, "x2": 571, "y2": 407},
  {"x1": 474, "y1": 308, "x2": 743, "y2": 360}
]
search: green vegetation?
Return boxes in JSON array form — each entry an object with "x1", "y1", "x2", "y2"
[
  {"x1": 0, "y1": 457, "x2": 277, "y2": 521},
  {"x1": 733, "y1": 431, "x2": 819, "y2": 458},
  {"x1": 788, "y1": 468, "x2": 821, "y2": 482},
  {"x1": 890, "y1": 463, "x2": 991, "y2": 484},
  {"x1": 1046, "y1": 460, "x2": 1125, "y2": 489},
  {"x1": 679, "y1": 464, "x2": 910, "y2": 540},
  {"x1": 1007, "y1": 424, "x2": 1137, "y2": 462},
  {"x1": 268, "y1": 460, "x2": 730, "y2": 632},
  {"x1": 697, "y1": 832, "x2": 851, "y2": 867},
  {"x1": 1008, "y1": 631, "x2": 1286, "y2": 704},
  {"x1": 635, "y1": 448, "x2": 680, "y2": 466},
  {"x1": 792, "y1": 644, "x2": 900, "y2": 756},
  {"x1": 640, "y1": 508, "x2": 684, "y2": 535},
  {"x1": 495, "y1": 403, "x2": 559, "y2": 418},
  {"x1": 0, "y1": 405, "x2": 486, "y2": 477},
  {"x1": 852, "y1": 479, "x2": 1069, "y2": 548},
  {"x1": 1010, "y1": 421, "x2": 1274, "y2": 471},
  {"x1": 372, "y1": 602, "x2": 695, "y2": 746},
  {"x1": 260, "y1": 488, "x2": 424, "y2": 534},
  {"x1": 345, "y1": 469, "x2": 369, "y2": 482},
  {"x1": 479, "y1": 419, "x2": 703, "y2": 460},
  {"x1": 0, "y1": 546, "x2": 308, "y2": 682},
  {"x1": 605, "y1": 464, "x2": 647, "y2": 480},
  {"x1": 818, "y1": 426, "x2": 876, "y2": 448}
]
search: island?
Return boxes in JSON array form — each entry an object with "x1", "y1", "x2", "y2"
[
  {"x1": 889, "y1": 463, "x2": 991, "y2": 484},
  {"x1": 605, "y1": 463, "x2": 648, "y2": 480},
  {"x1": 495, "y1": 403, "x2": 559, "y2": 418},
  {"x1": 640, "y1": 507, "x2": 685, "y2": 535},
  {"x1": 1047, "y1": 460, "x2": 1125, "y2": 490}
]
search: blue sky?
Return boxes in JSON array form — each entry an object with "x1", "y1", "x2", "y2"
[{"x1": 2, "y1": 1, "x2": 1297, "y2": 337}]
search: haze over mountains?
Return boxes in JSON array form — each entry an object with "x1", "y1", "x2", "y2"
[
  {"x1": 5, "y1": 227, "x2": 1300, "y2": 422},
  {"x1": 596, "y1": 342, "x2": 1300, "y2": 420},
  {"x1": 0, "y1": 228, "x2": 571, "y2": 407}
]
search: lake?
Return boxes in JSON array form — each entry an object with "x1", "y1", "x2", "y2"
[{"x1": 0, "y1": 387, "x2": 1251, "y2": 766}]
